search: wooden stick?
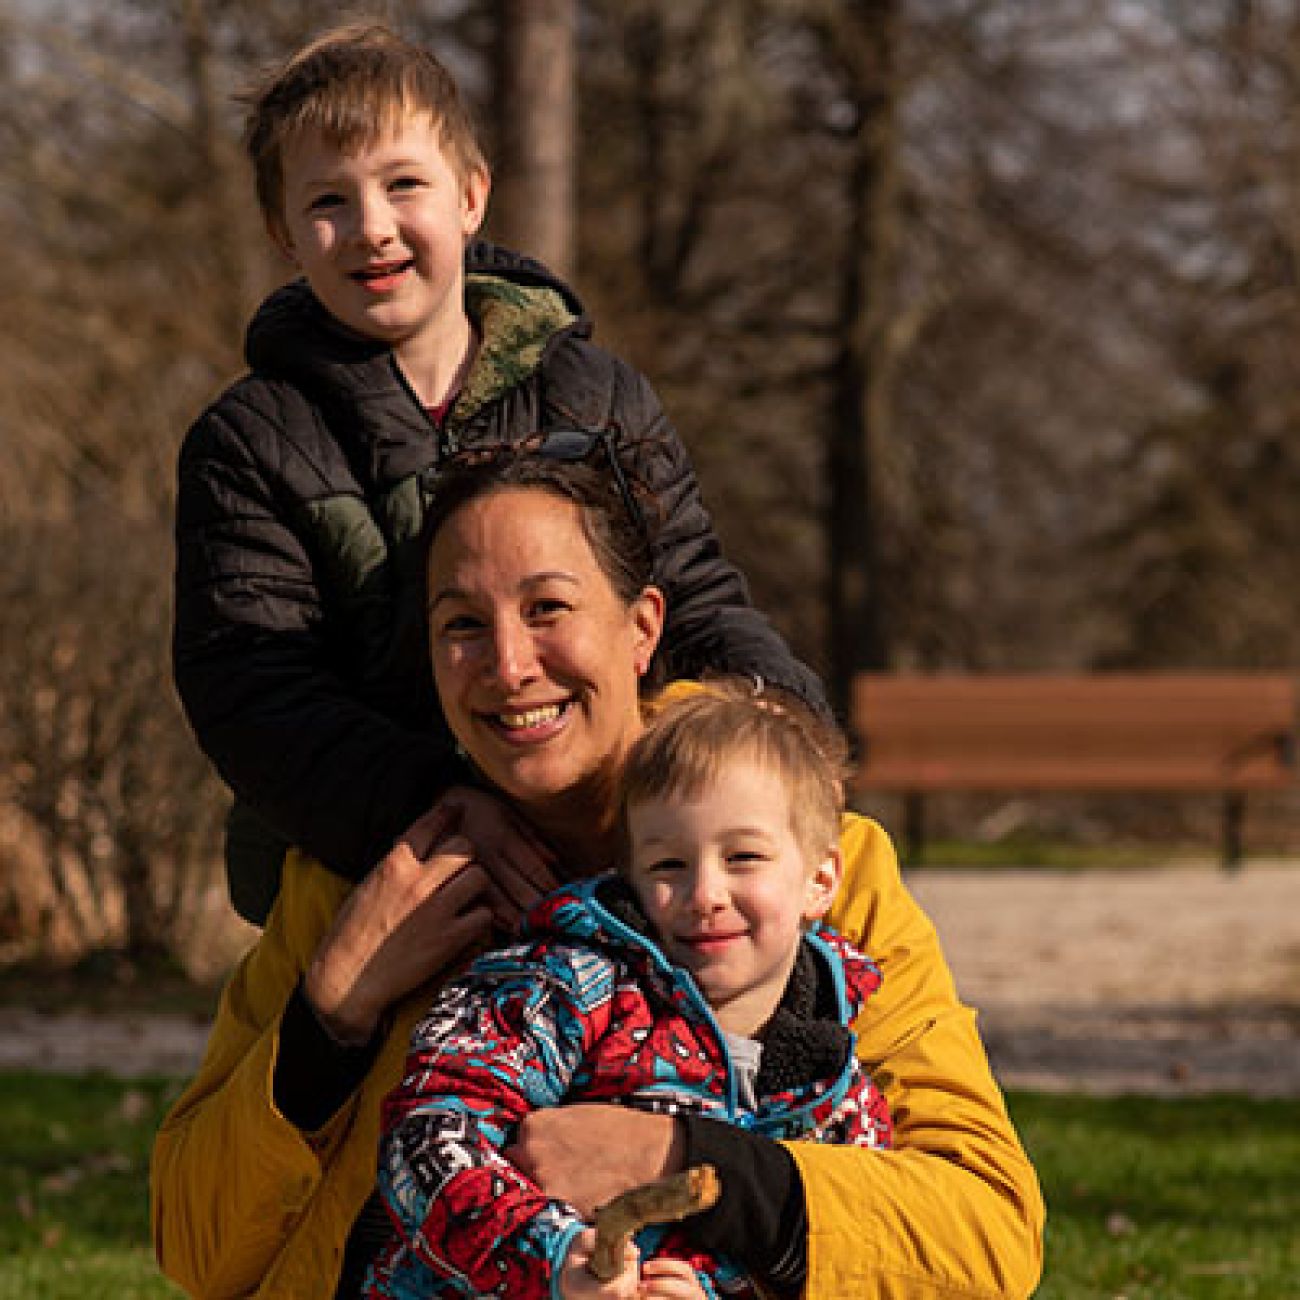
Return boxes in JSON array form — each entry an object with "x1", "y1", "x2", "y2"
[{"x1": 588, "y1": 1164, "x2": 721, "y2": 1280}]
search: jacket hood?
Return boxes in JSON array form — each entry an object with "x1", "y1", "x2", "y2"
[
  {"x1": 241, "y1": 241, "x2": 589, "y2": 480},
  {"x1": 524, "y1": 876, "x2": 882, "y2": 1097}
]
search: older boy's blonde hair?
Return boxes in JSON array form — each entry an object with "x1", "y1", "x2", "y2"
[
  {"x1": 620, "y1": 679, "x2": 849, "y2": 868},
  {"x1": 242, "y1": 20, "x2": 488, "y2": 231}
]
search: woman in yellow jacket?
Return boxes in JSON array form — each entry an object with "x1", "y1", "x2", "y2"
[{"x1": 152, "y1": 454, "x2": 1044, "y2": 1299}]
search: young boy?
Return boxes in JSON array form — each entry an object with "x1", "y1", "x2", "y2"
[
  {"x1": 173, "y1": 21, "x2": 825, "y2": 924},
  {"x1": 368, "y1": 682, "x2": 893, "y2": 1300}
]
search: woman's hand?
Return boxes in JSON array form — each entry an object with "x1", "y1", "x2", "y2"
[
  {"x1": 303, "y1": 802, "x2": 496, "y2": 1044},
  {"x1": 505, "y1": 1105, "x2": 685, "y2": 1218},
  {"x1": 433, "y1": 786, "x2": 558, "y2": 927},
  {"x1": 559, "y1": 1229, "x2": 640, "y2": 1300},
  {"x1": 639, "y1": 1258, "x2": 710, "y2": 1299}
]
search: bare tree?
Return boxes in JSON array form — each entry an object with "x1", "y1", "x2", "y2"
[
  {"x1": 576, "y1": 0, "x2": 1300, "y2": 681},
  {"x1": 0, "y1": 1, "x2": 275, "y2": 964},
  {"x1": 812, "y1": 1, "x2": 905, "y2": 712},
  {"x1": 491, "y1": 0, "x2": 578, "y2": 276}
]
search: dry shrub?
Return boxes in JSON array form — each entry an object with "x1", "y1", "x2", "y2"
[{"x1": 0, "y1": 507, "x2": 231, "y2": 972}]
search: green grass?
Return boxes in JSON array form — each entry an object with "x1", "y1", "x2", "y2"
[
  {"x1": 2, "y1": 1075, "x2": 1297, "y2": 1297},
  {"x1": 0, "y1": 1072, "x2": 185, "y2": 1299},
  {"x1": 1011, "y1": 1091, "x2": 1300, "y2": 1298}
]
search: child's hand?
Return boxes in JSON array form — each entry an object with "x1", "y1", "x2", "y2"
[
  {"x1": 638, "y1": 1258, "x2": 710, "y2": 1299},
  {"x1": 559, "y1": 1228, "x2": 640, "y2": 1300}
]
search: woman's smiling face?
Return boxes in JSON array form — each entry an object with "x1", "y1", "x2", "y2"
[{"x1": 427, "y1": 487, "x2": 664, "y2": 823}]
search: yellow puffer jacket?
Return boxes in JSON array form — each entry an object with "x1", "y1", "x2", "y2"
[{"x1": 151, "y1": 816, "x2": 1043, "y2": 1299}]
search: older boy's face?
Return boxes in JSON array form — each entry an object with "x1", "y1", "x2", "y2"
[
  {"x1": 626, "y1": 758, "x2": 840, "y2": 1039},
  {"x1": 272, "y1": 111, "x2": 488, "y2": 382}
]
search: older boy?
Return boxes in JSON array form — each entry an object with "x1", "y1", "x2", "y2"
[
  {"x1": 369, "y1": 683, "x2": 892, "y2": 1300},
  {"x1": 173, "y1": 21, "x2": 824, "y2": 924}
]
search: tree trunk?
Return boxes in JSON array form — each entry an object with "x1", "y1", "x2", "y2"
[
  {"x1": 824, "y1": 0, "x2": 902, "y2": 720},
  {"x1": 492, "y1": 0, "x2": 578, "y2": 278},
  {"x1": 180, "y1": 0, "x2": 252, "y2": 345}
]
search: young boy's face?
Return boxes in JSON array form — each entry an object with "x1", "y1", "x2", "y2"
[
  {"x1": 625, "y1": 757, "x2": 840, "y2": 1038},
  {"x1": 271, "y1": 110, "x2": 488, "y2": 374}
]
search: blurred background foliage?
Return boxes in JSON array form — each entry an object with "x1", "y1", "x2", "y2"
[{"x1": 2, "y1": 0, "x2": 1299, "y2": 970}]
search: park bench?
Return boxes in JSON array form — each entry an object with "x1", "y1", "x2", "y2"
[{"x1": 850, "y1": 673, "x2": 1299, "y2": 869}]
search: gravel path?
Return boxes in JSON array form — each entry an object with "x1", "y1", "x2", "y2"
[
  {"x1": 2, "y1": 862, "x2": 1297, "y2": 1094},
  {"x1": 909, "y1": 860, "x2": 1300, "y2": 1096}
]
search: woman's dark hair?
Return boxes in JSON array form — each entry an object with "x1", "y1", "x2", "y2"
[{"x1": 421, "y1": 449, "x2": 657, "y2": 605}]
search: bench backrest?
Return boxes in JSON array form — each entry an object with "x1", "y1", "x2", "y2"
[{"x1": 852, "y1": 673, "x2": 1299, "y2": 793}]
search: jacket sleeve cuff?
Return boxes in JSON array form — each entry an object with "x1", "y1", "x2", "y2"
[
  {"x1": 273, "y1": 981, "x2": 385, "y2": 1132},
  {"x1": 680, "y1": 1116, "x2": 807, "y2": 1295}
]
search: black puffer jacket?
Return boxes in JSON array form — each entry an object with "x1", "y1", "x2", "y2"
[{"x1": 174, "y1": 242, "x2": 824, "y2": 900}]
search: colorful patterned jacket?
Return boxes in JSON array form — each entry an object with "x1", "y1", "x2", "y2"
[{"x1": 366, "y1": 875, "x2": 893, "y2": 1300}]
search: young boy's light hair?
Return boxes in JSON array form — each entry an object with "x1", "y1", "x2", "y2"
[
  {"x1": 241, "y1": 20, "x2": 488, "y2": 235},
  {"x1": 621, "y1": 679, "x2": 850, "y2": 868}
]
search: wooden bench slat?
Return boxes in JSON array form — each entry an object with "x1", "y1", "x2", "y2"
[
  {"x1": 859, "y1": 761, "x2": 1293, "y2": 792},
  {"x1": 849, "y1": 672, "x2": 1299, "y2": 867}
]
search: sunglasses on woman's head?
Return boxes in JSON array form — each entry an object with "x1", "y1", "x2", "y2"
[
  {"x1": 432, "y1": 428, "x2": 648, "y2": 539},
  {"x1": 529, "y1": 428, "x2": 646, "y2": 538}
]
